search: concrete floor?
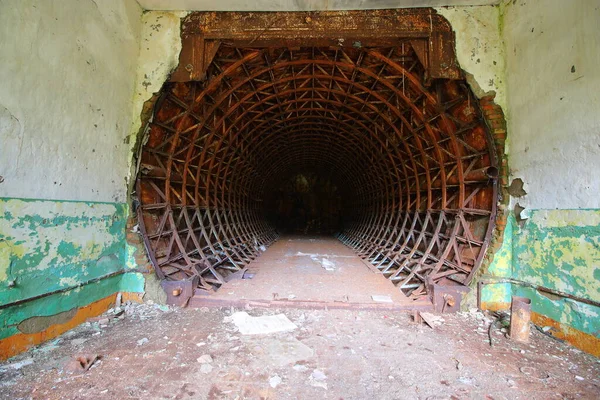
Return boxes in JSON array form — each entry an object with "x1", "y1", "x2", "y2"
[
  {"x1": 192, "y1": 236, "x2": 431, "y2": 311},
  {"x1": 1, "y1": 303, "x2": 599, "y2": 399}
]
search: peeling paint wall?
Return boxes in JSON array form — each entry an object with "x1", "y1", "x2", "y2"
[
  {"x1": 0, "y1": 0, "x2": 145, "y2": 354},
  {"x1": 437, "y1": 5, "x2": 506, "y2": 111},
  {"x1": 126, "y1": 11, "x2": 185, "y2": 190},
  {"x1": 512, "y1": 210, "x2": 600, "y2": 337},
  {"x1": 502, "y1": 0, "x2": 600, "y2": 210},
  {"x1": 483, "y1": 0, "x2": 600, "y2": 354}
]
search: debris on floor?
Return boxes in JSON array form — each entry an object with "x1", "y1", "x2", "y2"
[
  {"x1": 65, "y1": 354, "x2": 101, "y2": 373},
  {"x1": 419, "y1": 311, "x2": 445, "y2": 328},
  {"x1": 226, "y1": 311, "x2": 297, "y2": 335},
  {"x1": 319, "y1": 258, "x2": 336, "y2": 271},
  {"x1": 1, "y1": 303, "x2": 599, "y2": 399},
  {"x1": 308, "y1": 368, "x2": 328, "y2": 389},
  {"x1": 371, "y1": 294, "x2": 393, "y2": 303}
]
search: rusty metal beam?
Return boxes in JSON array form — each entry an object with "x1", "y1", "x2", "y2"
[{"x1": 171, "y1": 9, "x2": 461, "y2": 82}]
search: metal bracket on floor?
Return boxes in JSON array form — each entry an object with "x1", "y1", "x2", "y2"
[
  {"x1": 161, "y1": 276, "x2": 199, "y2": 307},
  {"x1": 430, "y1": 283, "x2": 470, "y2": 313}
]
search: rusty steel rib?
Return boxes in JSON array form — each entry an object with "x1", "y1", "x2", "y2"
[{"x1": 136, "y1": 44, "x2": 497, "y2": 297}]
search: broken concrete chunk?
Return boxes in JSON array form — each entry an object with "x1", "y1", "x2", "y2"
[
  {"x1": 200, "y1": 363, "x2": 213, "y2": 374},
  {"x1": 227, "y1": 312, "x2": 297, "y2": 335},
  {"x1": 293, "y1": 364, "x2": 309, "y2": 372},
  {"x1": 308, "y1": 369, "x2": 328, "y2": 389},
  {"x1": 269, "y1": 375, "x2": 282, "y2": 388},
  {"x1": 197, "y1": 354, "x2": 213, "y2": 364}
]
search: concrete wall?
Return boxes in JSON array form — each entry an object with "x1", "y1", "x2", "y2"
[
  {"x1": 503, "y1": 0, "x2": 600, "y2": 210},
  {"x1": 0, "y1": 0, "x2": 144, "y2": 358},
  {"x1": 126, "y1": 11, "x2": 184, "y2": 184},
  {"x1": 437, "y1": 5, "x2": 506, "y2": 111},
  {"x1": 482, "y1": 0, "x2": 600, "y2": 356}
]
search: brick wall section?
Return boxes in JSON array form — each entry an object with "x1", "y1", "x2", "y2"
[
  {"x1": 126, "y1": 216, "x2": 153, "y2": 273},
  {"x1": 478, "y1": 95, "x2": 509, "y2": 272}
]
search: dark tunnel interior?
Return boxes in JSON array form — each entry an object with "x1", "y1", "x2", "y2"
[{"x1": 136, "y1": 44, "x2": 498, "y2": 298}]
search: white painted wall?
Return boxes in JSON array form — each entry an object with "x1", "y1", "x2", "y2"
[
  {"x1": 0, "y1": 0, "x2": 143, "y2": 203},
  {"x1": 502, "y1": 0, "x2": 600, "y2": 210},
  {"x1": 126, "y1": 11, "x2": 184, "y2": 177},
  {"x1": 437, "y1": 6, "x2": 506, "y2": 111}
]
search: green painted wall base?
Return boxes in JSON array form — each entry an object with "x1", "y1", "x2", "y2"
[
  {"x1": 483, "y1": 209, "x2": 600, "y2": 342},
  {"x1": 0, "y1": 198, "x2": 144, "y2": 341}
]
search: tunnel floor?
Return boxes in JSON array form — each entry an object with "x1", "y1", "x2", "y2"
[
  {"x1": 3, "y1": 304, "x2": 599, "y2": 399},
  {"x1": 190, "y1": 236, "x2": 432, "y2": 310}
]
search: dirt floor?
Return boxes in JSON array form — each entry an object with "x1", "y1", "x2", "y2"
[
  {"x1": 1, "y1": 301, "x2": 599, "y2": 400},
  {"x1": 191, "y1": 236, "x2": 430, "y2": 311}
]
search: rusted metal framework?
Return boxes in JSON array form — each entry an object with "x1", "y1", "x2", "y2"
[{"x1": 136, "y1": 10, "x2": 498, "y2": 297}]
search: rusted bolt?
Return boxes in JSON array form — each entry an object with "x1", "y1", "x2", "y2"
[
  {"x1": 304, "y1": 16, "x2": 312, "y2": 24},
  {"x1": 172, "y1": 288, "x2": 182, "y2": 297},
  {"x1": 185, "y1": 63, "x2": 194, "y2": 72},
  {"x1": 442, "y1": 294, "x2": 455, "y2": 313}
]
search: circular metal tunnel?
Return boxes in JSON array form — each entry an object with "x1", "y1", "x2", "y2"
[{"x1": 137, "y1": 43, "x2": 497, "y2": 298}]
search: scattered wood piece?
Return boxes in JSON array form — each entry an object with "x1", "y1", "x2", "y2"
[
  {"x1": 419, "y1": 312, "x2": 444, "y2": 328},
  {"x1": 66, "y1": 354, "x2": 101, "y2": 374}
]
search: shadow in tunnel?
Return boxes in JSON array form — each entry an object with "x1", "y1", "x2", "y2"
[{"x1": 264, "y1": 172, "x2": 342, "y2": 236}]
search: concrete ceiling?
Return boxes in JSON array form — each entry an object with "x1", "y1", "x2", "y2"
[{"x1": 137, "y1": 0, "x2": 500, "y2": 11}]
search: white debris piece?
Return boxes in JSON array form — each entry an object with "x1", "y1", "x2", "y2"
[
  {"x1": 269, "y1": 375, "x2": 282, "y2": 388},
  {"x1": 0, "y1": 358, "x2": 34, "y2": 370},
  {"x1": 200, "y1": 363, "x2": 213, "y2": 374},
  {"x1": 308, "y1": 369, "x2": 328, "y2": 389},
  {"x1": 371, "y1": 295, "x2": 393, "y2": 303},
  {"x1": 321, "y1": 258, "x2": 336, "y2": 271},
  {"x1": 227, "y1": 312, "x2": 297, "y2": 335},
  {"x1": 137, "y1": 338, "x2": 149, "y2": 346},
  {"x1": 197, "y1": 354, "x2": 213, "y2": 364}
]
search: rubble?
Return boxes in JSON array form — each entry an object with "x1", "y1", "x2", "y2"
[{"x1": 226, "y1": 311, "x2": 297, "y2": 335}]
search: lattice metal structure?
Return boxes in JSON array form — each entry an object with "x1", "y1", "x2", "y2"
[{"x1": 136, "y1": 11, "x2": 498, "y2": 297}]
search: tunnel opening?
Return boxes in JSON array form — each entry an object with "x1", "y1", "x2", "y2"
[
  {"x1": 263, "y1": 172, "x2": 343, "y2": 235},
  {"x1": 135, "y1": 10, "x2": 498, "y2": 303}
]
